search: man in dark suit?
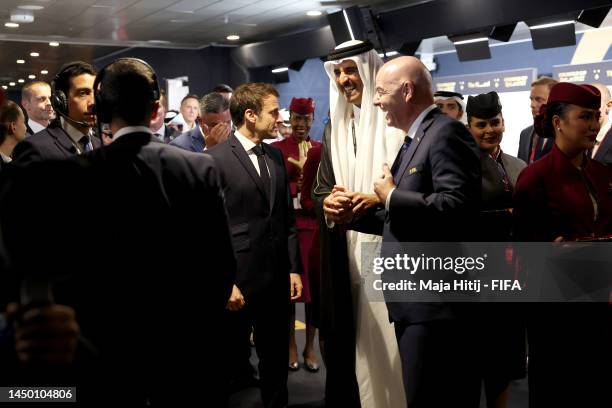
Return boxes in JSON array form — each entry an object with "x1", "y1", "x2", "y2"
[
  {"x1": 517, "y1": 76, "x2": 557, "y2": 164},
  {"x1": 21, "y1": 81, "x2": 53, "y2": 137},
  {"x1": 207, "y1": 82, "x2": 303, "y2": 408},
  {"x1": 171, "y1": 92, "x2": 231, "y2": 152},
  {"x1": 12, "y1": 61, "x2": 100, "y2": 165},
  {"x1": 339, "y1": 56, "x2": 482, "y2": 407},
  {"x1": 0, "y1": 58, "x2": 236, "y2": 406}
]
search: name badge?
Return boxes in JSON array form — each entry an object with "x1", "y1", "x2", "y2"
[{"x1": 409, "y1": 167, "x2": 418, "y2": 175}]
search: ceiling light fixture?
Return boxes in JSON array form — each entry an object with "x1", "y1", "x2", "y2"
[
  {"x1": 49, "y1": 41, "x2": 60, "y2": 47},
  {"x1": 271, "y1": 67, "x2": 289, "y2": 73},
  {"x1": 226, "y1": 34, "x2": 240, "y2": 41},
  {"x1": 452, "y1": 37, "x2": 489, "y2": 45},
  {"x1": 16, "y1": 59, "x2": 25, "y2": 64},
  {"x1": 9, "y1": 82, "x2": 16, "y2": 87},
  {"x1": 5, "y1": 22, "x2": 20, "y2": 28},
  {"x1": 30, "y1": 52, "x2": 39, "y2": 57},
  {"x1": 18, "y1": 5, "x2": 45, "y2": 10},
  {"x1": 1, "y1": 85, "x2": 7, "y2": 90},
  {"x1": 28, "y1": 75, "x2": 36, "y2": 79},
  {"x1": 529, "y1": 20, "x2": 574, "y2": 30},
  {"x1": 18, "y1": 79, "x2": 25, "y2": 83},
  {"x1": 306, "y1": 10, "x2": 322, "y2": 17},
  {"x1": 41, "y1": 70, "x2": 48, "y2": 75}
]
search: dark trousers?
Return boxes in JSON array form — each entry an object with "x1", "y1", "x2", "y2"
[
  {"x1": 226, "y1": 287, "x2": 290, "y2": 408},
  {"x1": 395, "y1": 319, "x2": 480, "y2": 408}
]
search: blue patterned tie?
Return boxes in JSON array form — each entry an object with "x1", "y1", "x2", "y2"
[{"x1": 391, "y1": 136, "x2": 412, "y2": 178}]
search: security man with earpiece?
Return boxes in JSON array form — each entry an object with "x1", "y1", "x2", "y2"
[
  {"x1": 0, "y1": 58, "x2": 237, "y2": 406},
  {"x1": 12, "y1": 61, "x2": 100, "y2": 165}
]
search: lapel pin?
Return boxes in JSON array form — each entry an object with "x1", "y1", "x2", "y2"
[{"x1": 409, "y1": 167, "x2": 418, "y2": 174}]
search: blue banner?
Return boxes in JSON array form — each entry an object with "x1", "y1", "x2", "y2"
[{"x1": 433, "y1": 68, "x2": 537, "y2": 94}]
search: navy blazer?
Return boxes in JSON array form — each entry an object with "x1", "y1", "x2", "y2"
[
  {"x1": 517, "y1": 125, "x2": 552, "y2": 163},
  {"x1": 12, "y1": 124, "x2": 101, "y2": 165},
  {"x1": 353, "y1": 108, "x2": 481, "y2": 324},
  {"x1": 593, "y1": 127, "x2": 612, "y2": 166},
  {"x1": 169, "y1": 125, "x2": 204, "y2": 152},
  {"x1": 206, "y1": 133, "x2": 302, "y2": 299}
]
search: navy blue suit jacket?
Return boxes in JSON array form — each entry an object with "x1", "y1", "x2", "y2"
[
  {"x1": 354, "y1": 108, "x2": 481, "y2": 324},
  {"x1": 206, "y1": 133, "x2": 302, "y2": 299},
  {"x1": 12, "y1": 124, "x2": 101, "y2": 165},
  {"x1": 169, "y1": 125, "x2": 204, "y2": 152}
]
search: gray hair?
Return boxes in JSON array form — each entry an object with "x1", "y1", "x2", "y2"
[{"x1": 200, "y1": 92, "x2": 229, "y2": 115}]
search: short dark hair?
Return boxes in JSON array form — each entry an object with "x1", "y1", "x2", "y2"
[
  {"x1": 230, "y1": 83, "x2": 278, "y2": 127},
  {"x1": 0, "y1": 100, "x2": 24, "y2": 144},
  {"x1": 97, "y1": 59, "x2": 158, "y2": 126},
  {"x1": 181, "y1": 94, "x2": 199, "y2": 105},
  {"x1": 200, "y1": 92, "x2": 229, "y2": 115},
  {"x1": 212, "y1": 84, "x2": 233, "y2": 94},
  {"x1": 53, "y1": 61, "x2": 96, "y2": 96}
]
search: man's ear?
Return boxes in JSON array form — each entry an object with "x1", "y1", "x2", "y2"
[
  {"x1": 244, "y1": 108, "x2": 257, "y2": 125},
  {"x1": 150, "y1": 101, "x2": 161, "y2": 122}
]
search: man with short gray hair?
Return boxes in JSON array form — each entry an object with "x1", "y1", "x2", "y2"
[{"x1": 170, "y1": 92, "x2": 231, "y2": 152}]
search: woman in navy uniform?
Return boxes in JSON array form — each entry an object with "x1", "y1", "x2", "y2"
[
  {"x1": 513, "y1": 82, "x2": 612, "y2": 407},
  {"x1": 467, "y1": 92, "x2": 527, "y2": 408}
]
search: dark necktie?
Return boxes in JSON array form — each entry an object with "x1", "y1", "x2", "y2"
[
  {"x1": 79, "y1": 135, "x2": 92, "y2": 153},
  {"x1": 391, "y1": 135, "x2": 412, "y2": 178},
  {"x1": 252, "y1": 144, "x2": 271, "y2": 198}
]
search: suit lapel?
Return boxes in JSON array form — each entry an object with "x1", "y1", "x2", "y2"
[
  {"x1": 230, "y1": 134, "x2": 269, "y2": 203},
  {"x1": 262, "y1": 143, "x2": 277, "y2": 211},
  {"x1": 48, "y1": 126, "x2": 78, "y2": 156},
  {"x1": 394, "y1": 109, "x2": 437, "y2": 184},
  {"x1": 190, "y1": 127, "x2": 205, "y2": 152}
]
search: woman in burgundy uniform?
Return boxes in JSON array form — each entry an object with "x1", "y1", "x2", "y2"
[{"x1": 513, "y1": 82, "x2": 612, "y2": 407}]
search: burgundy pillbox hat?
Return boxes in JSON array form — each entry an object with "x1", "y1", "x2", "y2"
[
  {"x1": 289, "y1": 97, "x2": 315, "y2": 115},
  {"x1": 547, "y1": 82, "x2": 601, "y2": 110}
]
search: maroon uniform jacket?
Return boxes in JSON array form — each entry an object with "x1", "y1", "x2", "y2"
[{"x1": 514, "y1": 143, "x2": 612, "y2": 241}]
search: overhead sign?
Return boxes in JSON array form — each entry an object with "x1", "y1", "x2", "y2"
[
  {"x1": 553, "y1": 60, "x2": 612, "y2": 85},
  {"x1": 433, "y1": 68, "x2": 537, "y2": 94}
]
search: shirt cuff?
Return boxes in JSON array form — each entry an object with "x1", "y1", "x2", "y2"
[{"x1": 385, "y1": 187, "x2": 396, "y2": 211}]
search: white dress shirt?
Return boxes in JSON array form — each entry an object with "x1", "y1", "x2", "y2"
[
  {"x1": 28, "y1": 119, "x2": 46, "y2": 135},
  {"x1": 112, "y1": 126, "x2": 153, "y2": 142},
  {"x1": 234, "y1": 130, "x2": 269, "y2": 176}
]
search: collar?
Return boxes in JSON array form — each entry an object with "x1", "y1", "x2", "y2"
[
  {"x1": 112, "y1": 126, "x2": 153, "y2": 142},
  {"x1": 234, "y1": 130, "x2": 258, "y2": 152},
  {"x1": 352, "y1": 105, "x2": 361, "y2": 123},
  {"x1": 407, "y1": 104, "x2": 437, "y2": 139},
  {"x1": 490, "y1": 146, "x2": 503, "y2": 162},
  {"x1": 197, "y1": 125, "x2": 206, "y2": 140},
  {"x1": 61, "y1": 117, "x2": 91, "y2": 146},
  {"x1": 596, "y1": 121, "x2": 611, "y2": 144},
  {"x1": 0, "y1": 151, "x2": 11, "y2": 163},
  {"x1": 153, "y1": 123, "x2": 165, "y2": 138},
  {"x1": 28, "y1": 118, "x2": 46, "y2": 134}
]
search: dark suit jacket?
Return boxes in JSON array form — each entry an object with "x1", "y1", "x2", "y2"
[
  {"x1": 517, "y1": 125, "x2": 552, "y2": 163},
  {"x1": 355, "y1": 108, "x2": 481, "y2": 324},
  {"x1": 12, "y1": 124, "x2": 101, "y2": 165},
  {"x1": 593, "y1": 127, "x2": 612, "y2": 166},
  {"x1": 169, "y1": 125, "x2": 204, "y2": 152},
  {"x1": 0, "y1": 132, "x2": 236, "y2": 405},
  {"x1": 206, "y1": 133, "x2": 302, "y2": 299}
]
